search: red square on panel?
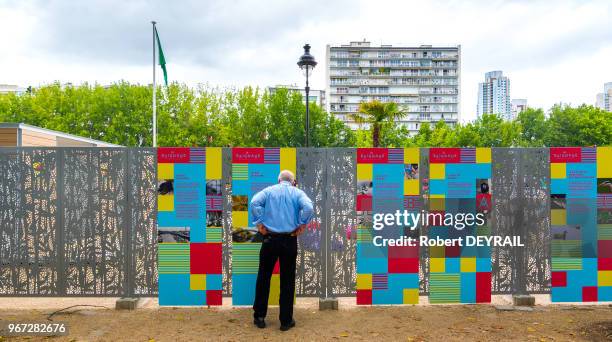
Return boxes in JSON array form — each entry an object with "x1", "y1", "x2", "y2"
[
  {"x1": 232, "y1": 147, "x2": 264, "y2": 163},
  {"x1": 206, "y1": 290, "x2": 223, "y2": 306},
  {"x1": 551, "y1": 271, "x2": 567, "y2": 287},
  {"x1": 598, "y1": 241, "x2": 612, "y2": 258},
  {"x1": 356, "y1": 289, "x2": 372, "y2": 305},
  {"x1": 445, "y1": 245, "x2": 461, "y2": 258},
  {"x1": 598, "y1": 258, "x2": 612, "y2": 270},
  {"x1": 356, "y1": 194, "x2": 373, "y2": 211},
  {"x1": 476, "y1": 272, "x2": 491, "y2": 303},
  {"x1": 550, "y1": 147, "x2": 581, "y2": 163},
  {"x1": 388, "y1": 258, "x2": 419, "y2": 274},
  {"x1": 389, "y1": 245, "x2": 419, "y2": 259},
  {"x1": 357, "y1": 148, "x2": 389, "y2": 163},
  {"x1": 190, "y1": 243, "x2": 222, "y2": 274},
  {"x1": 430, "y1": 148, "x2": 461, "y2": 163},
  {"x1": 582, "y1": 286, "x2": 598, "y2": 302},
  {"x1": 273, "y1": 260, "x2": 280, "y2": 274},
  {"x1": 157, "y1": 147, "x2": 190, "y2": 163}
]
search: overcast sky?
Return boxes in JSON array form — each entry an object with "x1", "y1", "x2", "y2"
[{"x1": 1, "y1": 0, "x2": 611, "y2": 121}]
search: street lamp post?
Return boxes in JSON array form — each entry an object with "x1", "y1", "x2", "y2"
[{"x1": 297, "y1": 44, "x2": 317, "y2": 147}]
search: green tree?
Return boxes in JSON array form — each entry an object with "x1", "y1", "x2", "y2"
[
  {"x1": 453, "y1": 123, "x2": 480, "y2": 147},
  {"x1": 355, "y1": 121, "x2": 411, "y2": 147},
  {"x1": 472, "y1": 114, "x2": 521, "y2": 147},
  {"x1": 378, "y1": 121, "x2": 412, "y2": 147},
  {"x1": 265, "y1": 89, "x2": 305, "y2": 147},
  {"x1": 428, "y1": 120, "x2": 456, "y2": 147},
  {"x1": 1, "y1": 82, "x2": 610, "y2": 148},
  {"x1": 308, "y1": 101, "x2": 355, "y2": 147},
  {"x1": 545, "y1": 105, "x2": 612, "y2": 146},
  {"x1": 350, "y1": 100, "x2": 406, "y2": 147},
  {"x1": 355, "y1": 129, "x2": 372, "y2": 147},
  {"x1": 516, "y1": 108, "x2": 547, "y2": 147},
  {"x1": 411, "y1": 122, "x2": 433, "y2": 147}
]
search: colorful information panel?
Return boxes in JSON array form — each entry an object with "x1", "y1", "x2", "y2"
[
  {"x1": 231, "y1": 147, "x2": 296, "y2": 305},
  {"x1": 157, "y1": 147, "x2": 223, "y2": 306},
  {"x1": 151, "y1": 146, "x2": 611, "y2": 305},
  {"x1": 356, "y1": 148, "x2": 421, "y2": 305},
  {"x1": 550, "y1": 147, "x2": 612, "y2": 302},
  {"x1": 427, "y1": 148, "x2": 492, "y2": 304}
]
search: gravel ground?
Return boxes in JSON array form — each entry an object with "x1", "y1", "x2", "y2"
[{"x1": 0, "y1": 297, "x2": 610, "y2": 341}]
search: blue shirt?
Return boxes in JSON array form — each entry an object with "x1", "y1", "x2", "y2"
[{"x1": 250, "y1": 181, "x2": 314, "y2": 233}]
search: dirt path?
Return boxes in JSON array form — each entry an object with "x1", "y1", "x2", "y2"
[{"x1": 0, "y1": 304, "x2": 611, "y2": 341}]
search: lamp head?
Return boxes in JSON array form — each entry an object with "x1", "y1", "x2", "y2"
[{"x1": 297, "y1": 44, "x2": 317, "y2": 70}]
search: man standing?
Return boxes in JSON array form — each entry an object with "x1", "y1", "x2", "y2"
[{"x1": 250, "y1": 170, "x2": 314, "y2": 331}]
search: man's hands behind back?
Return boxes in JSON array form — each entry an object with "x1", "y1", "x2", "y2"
[
  {"x1": 258, "y1": 223, "x2": 307, "y2": 236},
  {"x1": 292, "y1": 224, "x2": 307, "y2": 236},
  {"x1": 257, "y1": 224, "x2": 268, "y2": 235}
]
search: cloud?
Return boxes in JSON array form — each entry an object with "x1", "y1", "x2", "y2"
[
  {"x1": 23, "y1": 0, "x2": 354, "y2": 67},
  {"x1": 1, "y1": 0, "x2": 611, "y2": 122}
]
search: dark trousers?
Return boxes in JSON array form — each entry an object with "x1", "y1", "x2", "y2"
[{"x1": 253, "y1": 234, "x2": 297, "y2": 325}]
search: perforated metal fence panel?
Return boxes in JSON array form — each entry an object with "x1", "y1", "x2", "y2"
[
  {"x1": 0, "y1": 148, "x2": 59, "y2": 295},
  {"x1": 491, "y1": 148, "x2": 551, "y2": 294},
  {"x1": 325, "y1": 148, "x2": 357, "y2": 297},
  {"x1": 0, "y1": 147, "x2": 593, "y2": 298},
  {"x1": 128, "y1": 149, "x2": 158, "y2": 296},
  {"x1": 295, "y1": 148, "x2": 325, "y2": 296},
  {"x1": 0, "y1": 148, "x2": 157, "y2": 297}
]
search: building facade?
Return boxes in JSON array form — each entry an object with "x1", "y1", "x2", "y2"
[
  {"x1": 596, "y1": 82, "x2": 612, "y2": 112},
  {"x1": 596, "y1": 93, "x2": 605, "y2": 110},
  {"x1": 326, "y1": 41, "x2": 460, "y2": 132},
  {"x1": 0, "y1": 84, "x2": 27, "y2": 95},
  {"x1": 511, "y1": 99, "x2": 528, "y2": 120},
  {"x1": 267, "y1": 84, "x2": 326, "y2": 109},
  {"x1": 477, "y1": 71, "x2": 512, "y2": 120},
  {"x1": 0, "y1": 123, "x2": 121, "y2": 147}
]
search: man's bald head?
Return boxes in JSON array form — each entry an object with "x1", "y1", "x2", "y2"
[{"x1": 278, "y1": 170, "x2": 295, "y2": 183}]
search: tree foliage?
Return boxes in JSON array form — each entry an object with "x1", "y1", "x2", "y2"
[
  {"x1": 350, "y1": 100, "x2": 406, "y2": 147},
  {"x1": 0, "y1": 82, "x2": 610, "y2": 147},
  {"x1": 0, "y1": 82, "x2": 354, "y2": 147}
]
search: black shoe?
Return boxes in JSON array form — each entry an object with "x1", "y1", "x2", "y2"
[
  {"x1": 280, "y1": 320, "x2": 295, "y2": 331},
  {"x1": 253, "y1": 317, "x2": 266, "y2": 329}
]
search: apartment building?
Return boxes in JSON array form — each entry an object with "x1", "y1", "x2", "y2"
[
  {"x1": 0, "y1": 84, "x2": 27, "y2": 95},
  {"x1": 596, "y1": 82, "x2": 612, "y2": 112},
  {"x1": 511, "y1": 99, "x2": 528, "y2": 120},
  {"x1": 477, "y1": 71, "x2": 512, "y2": 120},
  {"x1": 267, "y1": 84, "x2": 326, "y2": 109},
  {"x1": 326, "y1": 41, "x2": 460, "y2": 132}
]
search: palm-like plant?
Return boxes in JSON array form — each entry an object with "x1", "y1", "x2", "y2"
[{"x1": 350, "y1": 100, "x2": 406, "y2": 147}]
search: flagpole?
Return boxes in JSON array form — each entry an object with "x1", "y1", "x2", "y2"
[{"x1": 152, "y1": 21, "x2": 157, "y2": 147}]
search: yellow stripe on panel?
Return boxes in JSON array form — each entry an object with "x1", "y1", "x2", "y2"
[
  {"x1": 597, "y1": 147, "x2": 612, "y2": 178},
  {"x1": 206, "y1": 147, "x2": 222, "y2": 180},
  {"x1": 476, "y1": 148, "x2": 491, "y2": 164},
  {"x1": 404, "y1": 147, "x2": 420, "y2": 164},
  {"x1": 280, "y1": 148, "x2": 297, "y2": 175}
]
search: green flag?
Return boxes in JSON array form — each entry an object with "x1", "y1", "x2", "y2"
[{"x1": 155, "y1": 27, "x2": 168, "y2": 86}]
